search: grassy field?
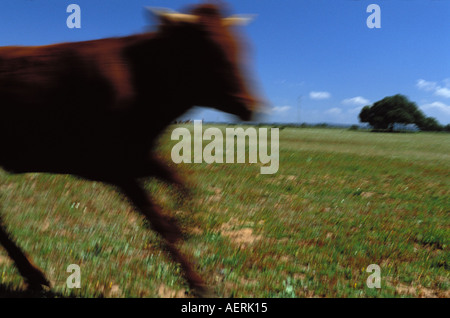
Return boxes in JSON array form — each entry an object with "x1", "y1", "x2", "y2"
[{"x1": 0, "y1": 125, "x2": 448, "y2": 298}]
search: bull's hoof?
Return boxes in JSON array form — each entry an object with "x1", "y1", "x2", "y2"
[
  {"x1": 191, "y1": 284, "x2": 217, "y2": 298},
  {"x1": 26, "y1": 282, "x2": 45, "y2": 292},
  {"x1": 23, "y1": 267, "x2": 51, "y2": 291}
]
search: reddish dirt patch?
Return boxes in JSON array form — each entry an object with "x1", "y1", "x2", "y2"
[{"x1": 220, "y1": 218, "x2": 261, "y2": 246}]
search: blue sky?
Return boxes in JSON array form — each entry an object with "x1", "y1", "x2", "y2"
[{"x1": 1, "y1": 0, "x2": 449, "y2": 125}]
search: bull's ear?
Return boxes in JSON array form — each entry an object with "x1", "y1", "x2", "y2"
[
  {"x1": 146, "y1": 7, "x2": 199, "y2": 24},
  {"x1": 222, "y1": 14, "x2": 256, "y2": 27}
]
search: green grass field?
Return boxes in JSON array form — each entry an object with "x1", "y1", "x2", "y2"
[{"x1": 0, "y1": 126, "x2": 448, "y2": 297}]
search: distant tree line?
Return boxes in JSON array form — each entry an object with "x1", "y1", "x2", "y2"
[{"x1": 358, "y1": 94, "x2": 449, "y2": 132}]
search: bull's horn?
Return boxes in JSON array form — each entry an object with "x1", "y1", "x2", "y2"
[
  {"x1": 222, "y1": 14, "x2": 257, "y2": 26},
  {"x1": 146, "y1": 7, "x2": 199, "y2": 23}
]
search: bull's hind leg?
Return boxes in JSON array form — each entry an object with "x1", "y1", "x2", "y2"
[
  {"x1": 0, "y1": 218, "x2": 50, "y2": 290},
  {"x1": 115, "y1": 178, "x2": 212, "y2": 297}
]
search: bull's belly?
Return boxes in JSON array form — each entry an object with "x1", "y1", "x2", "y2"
[
  {"x1": 1, "y1": 141, "x2": 115, "y2": 174},
  {"x1": 0, "y1": 127, "x2": 150, "y2": 179}
]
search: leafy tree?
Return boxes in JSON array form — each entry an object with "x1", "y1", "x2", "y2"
[
  {"x1": 417, "y1": 116, "x2": 442, "y2": 131},
  {"x1": 358, "y1": 94, "x2": 442, "y2": 131}
]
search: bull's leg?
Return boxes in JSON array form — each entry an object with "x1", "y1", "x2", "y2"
[
  {"x1": 115, "y1": 178, "x2": 211, "y2": 297},
  {"x1": 117, "y1": 178, "x2": 183, "y2": 244},
  {"x1": 0, "y1": 218, "x2": 50, "y2": 290},
  {"x1": 134, "y1": 155, "x2": 190, "y2": 194}
]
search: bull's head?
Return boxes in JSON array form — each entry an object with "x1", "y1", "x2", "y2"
[{"x1": 148, "y1": 4, "x2": 259, "y2": 121}]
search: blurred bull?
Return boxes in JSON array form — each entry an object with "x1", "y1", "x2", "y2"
[{"x1": 0, "y1": 4, "x2": 258, "y2": 296}]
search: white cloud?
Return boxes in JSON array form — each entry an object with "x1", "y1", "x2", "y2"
[
  {"x1": 341, "y1": 96, "x2": 370, "y2": 106},
  {"x1": 325, "y1": 107, "x2": 342, "y2": 115},
  {"x1": 416, "y1": 78, "x2": 450, "y2": 99},
  {"x1": 259, "y1": 105, "x2": 292, "y2": 114},
  {"x1": 416, "y1": 79, "x2": 437, "y2": 91},
  {"x1": 309, "y1": 91, "x2": 331, "y2": 100},
  {"x1": 420, "y1": 101, "x2": 450, "y2": 115},
  {"x1": 435, "y1": 87, "x2": 450, "y2": 98},
  {"x1": 272, "y1": 105, "x2": 292, "y2": 113}
]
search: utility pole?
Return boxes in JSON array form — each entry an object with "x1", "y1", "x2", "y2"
[{"x1": 297, "y1": 95, "x2": 302, "y2": 126}]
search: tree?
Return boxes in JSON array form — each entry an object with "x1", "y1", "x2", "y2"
[
  {"x1": 417, "y1": 116, "x2": 442, "y2": 131},
  {"x1": 358, "y1": 94, "x2": 442, "y2": 131}
]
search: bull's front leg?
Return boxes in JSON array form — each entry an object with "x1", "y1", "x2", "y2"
[
  {"x1": 114, "y1": 178, "x2": 211, "y2": 297},
  {"x1": 133, "y1": 155, "x2": 191, "y2": 197},
  {"x1": 145, "y1": 155, "x2": 186, "y2": 187},
  {"x1": 0, "y1": 216, "x2": 51, "y2": 290},
  {"x1": 116, "y1": 178, "x2": 183, "y2": 244}
]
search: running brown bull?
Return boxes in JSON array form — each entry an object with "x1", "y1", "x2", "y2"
[{"x1": 0, "y1": 4, "x2": 258, "y2": 296}]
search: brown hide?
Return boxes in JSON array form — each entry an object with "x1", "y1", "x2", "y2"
[
  {"x1": 0, "y1": 4, "x2": 257, "y2": 180},
  {"x1": 0, "y1": 4, "x2": 258, "y2": 296}
]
